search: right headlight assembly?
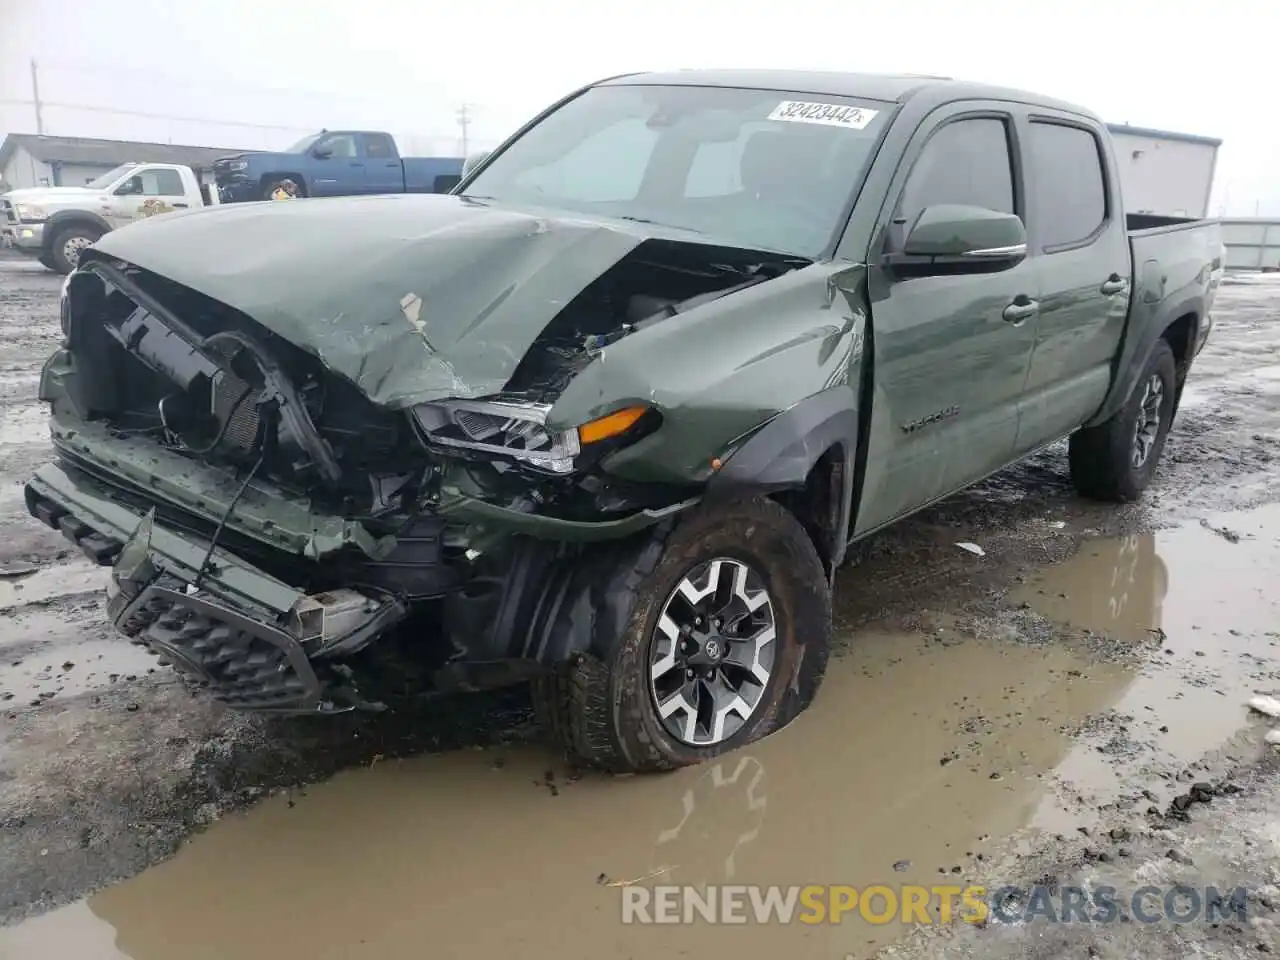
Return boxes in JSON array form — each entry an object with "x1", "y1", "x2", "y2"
[{"x1": 410, "y1": 398, "x2": 651, "y2": 475}]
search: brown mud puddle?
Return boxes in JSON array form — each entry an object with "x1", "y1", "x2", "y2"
[
  {"x1": 2, "y1": 506, "x2": 1277, "y2": 959},
  {"x1": 1010, "y1": 503, "x2": 1280, "y2": 833}
]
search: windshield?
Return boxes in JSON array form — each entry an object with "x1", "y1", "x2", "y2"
[
  {"x1": 86, "y1": 164, "x2": 138, "y2": 189},
  {"x1": 285, "y1": 133, "x2": 323, "y2": 153},
  {"x1": 461, "y1": 84, "x2": 892, "y2": 258}
]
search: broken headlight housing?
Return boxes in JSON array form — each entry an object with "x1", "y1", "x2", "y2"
[{"x1": 411, "y1": 398, "x2": 649, "y2": 475}]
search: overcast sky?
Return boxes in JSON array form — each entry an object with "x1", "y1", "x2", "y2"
[{"x1": 1, "y1": 0, "x2": 1276, "y2": 215}]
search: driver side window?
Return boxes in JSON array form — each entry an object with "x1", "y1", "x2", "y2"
[
  {"x1": 897, "y1": 117, "x2": 1016, "y2": 228},
  {"x1": 320, "y1": 134, "x2": 357, "y2": 158}
]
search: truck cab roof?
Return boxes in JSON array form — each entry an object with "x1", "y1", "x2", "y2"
[{"x1": 596, "y1": 69, "x2": 1099, "y2": 122}]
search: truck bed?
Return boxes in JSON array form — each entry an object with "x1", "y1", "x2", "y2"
[
  {"x1": 402, "y1": 157, "x2": 465, "y2": 194},
  {"x1": 1097, "y1": 212, "x2": 1223, "y2": 422},
  {"x1": 1126, "y1": 213, "x2": 1222, "y2": 306}
]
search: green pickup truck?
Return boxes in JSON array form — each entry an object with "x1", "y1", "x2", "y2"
[{"x1": 26, "y1": 70, "x2": 1222, "y2": 774}]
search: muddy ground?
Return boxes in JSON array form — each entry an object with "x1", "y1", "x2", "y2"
[{"x1": 0, "y1": 254, "x2": 1278, "y2": 960}]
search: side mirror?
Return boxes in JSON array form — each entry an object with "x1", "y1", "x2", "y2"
[
  {"x1": 891, "y1": 204, "x2": 1027, "y2": 275},
  {"x1": 311, "y1": 143, "x2": 334, "y2": 159},
  {"x1": 114, "y1": 177, "x2": 142, "y2": 196},
  {"x1": 461, "y1": 151, "x2": 491, "y2": 179}
]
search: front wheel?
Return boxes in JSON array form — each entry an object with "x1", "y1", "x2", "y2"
[
  {"x1": 533, "y1": 496, "x2": 832, "y2": 773},
  {"x1": 263, "y1": 177, "x2": 302, "y2": 200},
  {"x1": 1069, "y1": 338, "x2": 1178, "y2": 502},
  {"x1": 47, "y1": 223, "x2": 104, "y2": 275}
]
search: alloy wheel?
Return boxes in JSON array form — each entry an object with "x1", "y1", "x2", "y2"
[{"x1": 648, "y1": 557, "x2": 777, "y2": 747}]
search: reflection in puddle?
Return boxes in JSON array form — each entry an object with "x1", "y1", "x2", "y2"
[
  {"x1": 2, "y1": 506, "x2": 1276, "y2": 959},
  {"x1": 1013, "y1": 504, "x2": 1280, "y2": 831},
  {"x1": 0, "y1": 900, "x2": 129, "y2": 959},
  {"x1": 1, "y1": 632, "x2": 1133, "y2": 960}
]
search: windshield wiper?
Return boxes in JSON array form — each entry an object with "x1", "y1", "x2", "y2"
[{"x1": 617, "y1": 215, "x2": 705, "y2": 235}]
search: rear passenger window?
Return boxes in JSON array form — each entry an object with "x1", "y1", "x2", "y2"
[
  {"x1": 1028, "y1": 121, "x2": 1107, "y2": 248},
  {"x1": 365, "y1": 135, "x2": 394, "y2": 158},
  {"x1": 898, "y1": 118, "x2": 1015, "y2": 227}
]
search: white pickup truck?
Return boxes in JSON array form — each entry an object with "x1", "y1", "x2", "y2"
[{"x1": 1, "y1": 162, "x2": 215, "y2": 275}]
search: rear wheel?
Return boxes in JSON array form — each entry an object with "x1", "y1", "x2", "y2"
[
  {"x1": 48, "y1": 223, "x2": 103, "y2": 275},
  {"x1": 533, "y1": 496, "x2": 832, "y2": 773},
  {"x1": 1069, "y1": 338, "x2": 1177, "y2": 502}
]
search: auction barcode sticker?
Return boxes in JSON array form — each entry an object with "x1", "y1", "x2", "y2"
[{"x1": 767, "y1": 101, "x2": 879, "y2": 130}]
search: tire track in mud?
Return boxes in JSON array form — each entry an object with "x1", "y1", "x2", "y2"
[{"x1": 0, "y1": 262, "x2": 68, "y2": 567}]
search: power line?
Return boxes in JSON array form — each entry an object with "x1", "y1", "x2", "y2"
[
  {"x1": 35, "y1": 56, "x2": 340, "y2": 101},
  {"x1": 34, "y1": 55, "x2": 441, "y2": 113},
  {"x1": 4, "y1": 96, "x2": 311, "y2": 133}
]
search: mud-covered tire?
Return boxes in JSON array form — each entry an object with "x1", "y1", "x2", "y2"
[
  {"x1": 532, "y1": 496, "x2": 833, "y2": 774},
  {"x1": 1069, "y1": 338, "x2": 1178, "y2": 502},
  {"x1": 47, "y1": 223, "x2": 103, "y2": 275}
]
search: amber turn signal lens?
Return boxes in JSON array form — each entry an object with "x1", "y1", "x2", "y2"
[{"x1": 577, "y1": 406, "x2": 648, "y2": 445}]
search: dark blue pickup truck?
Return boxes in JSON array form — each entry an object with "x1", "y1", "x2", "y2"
[{"x1": 212, "y1": 130, "x2": 463, "y2": 203}]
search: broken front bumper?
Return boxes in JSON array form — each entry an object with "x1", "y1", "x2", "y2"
[{"x1": 26, "y1": 462, "x2": 404, "y2": 712}]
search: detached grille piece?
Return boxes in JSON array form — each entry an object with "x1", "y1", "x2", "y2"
[{"x1": 120, "y1": 588, "x2": 324, "y2": 712}]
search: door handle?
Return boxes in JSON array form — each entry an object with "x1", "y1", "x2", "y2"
[
  {"x1": 172, "y1": 202, "x2": 189, "y2": 208},
  {"x1": 1100, "y1": 274, "x2": 1129, "y2": 295},
  {"x1": 1002, "y1": 296, "x2": 1039, "y2": 324}
]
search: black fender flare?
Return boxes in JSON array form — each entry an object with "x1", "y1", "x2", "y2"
[
  {"x1": 42, "y1": 210, "x2": 112, "y2": 254},
  {"x1": 704, "y1": 387, "x2": 859, "y2": 570},
  {"x1": 437, "y1": 524, "x2": 671, "y2": 671},
  {"x1": 1085, "y1": 289, "x2": 1204, "y2": 429},
  {"x1": 436, "y1": 389, "x2": 861, "y2": 673}
]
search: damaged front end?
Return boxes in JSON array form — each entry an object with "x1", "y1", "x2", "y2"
[{"x1": 28, "y1": 197, "x2": 816, "y2": 713}]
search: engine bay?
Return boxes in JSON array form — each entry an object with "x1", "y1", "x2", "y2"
[
  {"x1": 62, "y1": 258, "x2": 428, "y2": 516},
  {"x1": 59, "y1": 238, "x2": 807, "y2": 538},
  {"x1": 501, "y1": 238, "x2": 809, "y2": 403}
]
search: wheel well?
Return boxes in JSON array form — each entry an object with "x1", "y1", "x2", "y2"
[
  {"x1": 770, "y1": 445, "x2": 845, "y2": 577},
  {"x1": 1162, "y1": 312, "x2": 1198, "y2": 400},
  {"x1": 47, "y1": 217, "x2": 105, "y2": 242},
  {"x1": 1162, "y1": 313, "x2": 1197, "y2": 366}
]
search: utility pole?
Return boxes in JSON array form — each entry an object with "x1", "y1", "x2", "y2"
[
  {"x1": 456, "y1": 103, "x2": 472, "y2": 156},
  {"x1": 30, "y1": 59, "x2": 45, "y2": 135}
]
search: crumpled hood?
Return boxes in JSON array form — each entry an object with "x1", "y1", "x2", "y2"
[{"x1": 88, "y1": 194, "x2": 669, "y2": 408}]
